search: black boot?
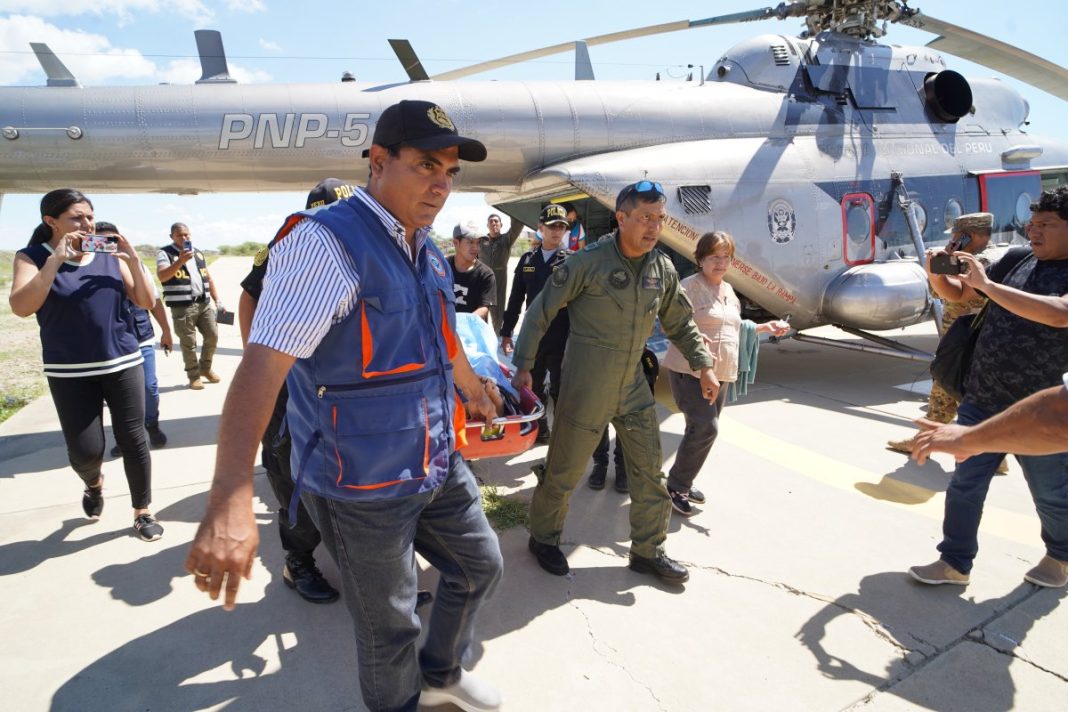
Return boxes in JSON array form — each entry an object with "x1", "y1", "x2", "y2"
[
  {"x1": 588, "y1": 462, "x2": 607, "y2": 490},
  {"x1": 614, "y1": 462, "x2": 628, "y2": 493},
  {"x1": 146, "y1": 423, "x2": 168, "y2": 448},
  {"x1": 283, "y1": 555, "x2": 340, "y2": 604}
]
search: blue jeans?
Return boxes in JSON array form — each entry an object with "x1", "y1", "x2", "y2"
[
  {"x1": 140, "y1": 343, "x2": 160, "y2": 427},
  {"x1": 938, "y1": 400, "x2": 1068, "y2": 573},
  {"x1": 303, "y1": 451, "x2": 503, "y2": 712}
]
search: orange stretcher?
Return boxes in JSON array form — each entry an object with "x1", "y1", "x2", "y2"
[{"x1": 459, "y1": 382, "x2": 545, "y2": 461}]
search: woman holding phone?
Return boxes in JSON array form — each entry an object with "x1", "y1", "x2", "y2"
[{"x1": 8, "y1": 188, "x2": 164, "y2": 541}]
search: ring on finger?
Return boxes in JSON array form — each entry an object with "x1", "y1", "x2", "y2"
[{"x1": 193, "y1": 569, "x2": 209, "y2": 577}]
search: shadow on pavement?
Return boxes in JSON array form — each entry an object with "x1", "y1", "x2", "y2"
[{"x1": 796, "y1": 571, "x2": 1067, "y2": 711}]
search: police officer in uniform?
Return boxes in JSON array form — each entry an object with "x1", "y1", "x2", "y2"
[
  {"x1": 500, "y1": 204, "x2": 572, "y2": 443},
  {"x1": 156, "y1": 224, "x2": 222, "y2": 389},
  {"x1": 513, "y1": 181, "x2": 717, "y2": 584}
]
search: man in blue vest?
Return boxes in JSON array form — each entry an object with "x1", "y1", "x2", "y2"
[{"x1": 186, "y1": 100, "x2": 504, "y2": 712}]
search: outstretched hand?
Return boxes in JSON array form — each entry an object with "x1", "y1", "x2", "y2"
[{"x1": 185, "y1": 492, "x2": 259, "y2": 611}]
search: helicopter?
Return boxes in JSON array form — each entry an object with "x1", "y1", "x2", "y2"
[{"x1": 1, "y1": 1, "x2": 1066, "y2": 358}]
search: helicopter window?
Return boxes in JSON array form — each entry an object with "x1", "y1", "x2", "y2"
[
  {"x1": 678, "y1": 186, "x2": 712, "y2": 215},
  {"x1": 944, "y1": 198, "x2": 964, "y2": 231},
  {"x1": 1015, "y1": 192, "x2": 1033, "y2": 230},
  {"x1": 977, "y1": 170, "x2": 1041, "y2": 243},
  {"x1": 842, "y1": 193, "x2": 875, "y2": 265}
]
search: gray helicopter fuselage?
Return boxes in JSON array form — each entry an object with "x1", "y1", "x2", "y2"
[{"x1": 2, "y1": 32, "x2": 1064, "y2": 330}]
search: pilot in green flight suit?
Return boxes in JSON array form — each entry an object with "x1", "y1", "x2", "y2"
[{"x1": 513, "y1": 182, "x2": 718, "y2": 584}]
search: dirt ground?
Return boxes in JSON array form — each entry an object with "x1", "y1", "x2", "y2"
[{"x1": 0, "y1": 251, "x2": 46, "y2": 421}]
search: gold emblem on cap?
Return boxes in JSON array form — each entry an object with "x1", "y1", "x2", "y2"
[{"x1": 427, "y1": 106, "x2": 455, "y2": 131}]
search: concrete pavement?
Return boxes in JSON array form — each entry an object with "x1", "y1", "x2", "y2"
[{"x1": 1, "y1": 255, "x2": 1065, "y2": 711}]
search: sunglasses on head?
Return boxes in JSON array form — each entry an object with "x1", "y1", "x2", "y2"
[{"x1": 616, "y1": 180, "x2": 665, "y2": 209}]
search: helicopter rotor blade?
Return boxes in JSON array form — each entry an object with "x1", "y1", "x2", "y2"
[
  {"x1": 899, "y1": 10, "x2": 1068, "y2": 101},
  {"x1": 430, "y1": 5, "x2": 791, "y2": 80}
]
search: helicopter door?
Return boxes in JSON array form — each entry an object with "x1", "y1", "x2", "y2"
[
  {"x1": 976, "y1": 170, "x2": 1041, "y2": 244},
  {"x1": 841, "y1": 193, "x2": 875, "y2": 265}
]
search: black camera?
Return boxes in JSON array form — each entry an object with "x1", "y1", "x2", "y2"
[{"x1": 930, "y1": 253, "x2": 965, "y2": 275}]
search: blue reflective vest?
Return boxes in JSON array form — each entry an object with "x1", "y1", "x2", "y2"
[{"x1": 277, "y1": 197, "x2": 459, "y2": 503}]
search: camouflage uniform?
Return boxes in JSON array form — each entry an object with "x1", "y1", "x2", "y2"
[{"x1": 888, "y1": 238, "x2": 997, "y2": 451}]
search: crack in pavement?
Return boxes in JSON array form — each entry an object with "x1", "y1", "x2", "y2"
[
  {"x1": 967, "y1": 628, "x2": 1068, "y2": 684},
  {"x1": 845, "y1": 586, "x2": 1062, "y2": 709},
  {"x1": 563, "y1": 580, "x2": 669, "y2": 711}
]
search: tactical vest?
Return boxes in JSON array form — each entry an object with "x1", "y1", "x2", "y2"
[
  {"x1": 276, "y1": 197, "x2": 460, "y2": 503},
  {"x1": 159, "y1": 244, "x2": 211, "y2": 307}
]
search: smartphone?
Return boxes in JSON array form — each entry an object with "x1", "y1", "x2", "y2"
[
  {"x1": 930, "y1": 252, "x2": 965, "y2": 275},
  {"x1": 946, "y1": 232, "x2": 972, "y2": 253},
  {"x1": 183, "y1": 239, "x2": 193, "y2": 252},
  {"x1": 81, "y1": 233, "x2": 119, "y2": 253}
]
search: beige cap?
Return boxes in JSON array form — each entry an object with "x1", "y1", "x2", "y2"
[{"x1": 951, "y1": 212, "x2": 994, "y2": 234}]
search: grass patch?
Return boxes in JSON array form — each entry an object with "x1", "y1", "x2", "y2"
[{"x1": 479, "y1": 484, "x2": 528, "y2": 531}]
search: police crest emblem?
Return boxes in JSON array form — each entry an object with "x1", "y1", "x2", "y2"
[
  {"x1": 253, "y1": 246, "x2": 269, "y2": 267},
  {"x1": 427, "y1": 106, "x2": 455, "y2": 131},
  {"x1": 767, "y1": 198, "x2": 796, "y2": 244}
]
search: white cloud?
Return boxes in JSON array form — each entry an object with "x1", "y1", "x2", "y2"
[
  {"x1": 226, "y1": 0, "x2": 266, "y2": 12},
  {"x1": 158, "y1": 57, "x2": 272, "y2": 84},
  {"x1": 0, "y1": 15, "x2": 270, "y2": 86},
  {"x1": 0, "y1": 15, "x2": 156, "y2": 84},
  {"x1": 258, "y1": 37, "x2": 281, "y2": 52},
  {"x1": 0, "y1": 1, "x2": 215, "y2": 25}
]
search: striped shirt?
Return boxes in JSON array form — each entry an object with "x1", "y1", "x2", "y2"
[{"x1": 249, "y1": 187, "x2": 432, "y2": 359}]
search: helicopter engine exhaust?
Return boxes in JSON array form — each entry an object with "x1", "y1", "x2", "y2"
[{"x1": 923, "y1": 70, "x2": 973, "y2": 123}]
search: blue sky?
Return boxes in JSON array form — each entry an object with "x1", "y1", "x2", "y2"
[{"x1": 1, "y1": 0, "x2": 1065, "y2": 249}]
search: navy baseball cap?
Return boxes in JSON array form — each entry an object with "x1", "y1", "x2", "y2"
[
  {"x1": 539, "y1": 204, "x2": 569, "y2": 225},
  {"x1": 362, "y1": 100, "x2": 487, "y2": 162},
  {"x1": 306, "y1": 178, "x2": 356, "y2": 209}
]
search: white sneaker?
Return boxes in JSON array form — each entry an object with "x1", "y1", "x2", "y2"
[{"x1": 421, "y1": 670, "x2": 501, "y2": 712}]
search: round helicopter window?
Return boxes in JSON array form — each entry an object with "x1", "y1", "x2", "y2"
[
  {"x1": 909, "y1": 201, "x2": 928, "y2": 234},
  {"x1": 1015, "y1": 192, "x2": 1033, "y2": 227},
  {"x1": 944, "y1": 198, "x2": 963, "y2": 230},
  {"x1": 846, "y1": 201, "x2": 871, "y2": 244}
]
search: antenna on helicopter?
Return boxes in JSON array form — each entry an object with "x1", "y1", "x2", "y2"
[
  {"x1": 574, "y1": 40, "x2": 595, "y2": 80},
  {"x1": 388, "y1": 39, "x2": 430, "y2": 81},
  {"x1": 194, "y1": 30, "x2": 235, "y2": 84},
  {"x1": 30, "y1": 44, "x2": 80, "y2": 88}
]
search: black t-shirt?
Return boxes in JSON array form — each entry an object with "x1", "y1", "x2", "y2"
[
  {"x1": 966, "y1": 247, "x2": 1068, "y2": 415},
  {"x1": 448, "y1": 256, "x2": 496, "y2": 314}
]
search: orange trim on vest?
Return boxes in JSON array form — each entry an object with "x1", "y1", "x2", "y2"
[
  {"x1": 332, "y1": 406, "x2": 344, "y2": 486},
  {"x1": 453, "y1": 391, "x2": 468, "y2": 449},
  {"x1": 274, "y1": 214, "x2": 307, "y2": 244},
  {"x1": 439, "y1": 292, "x2": 459, "y2": 360},
  {"x1": 359, "y1": 301, "x2": 426, "y2": 378},
  {"x1": 422, "y1": 398, "x2": 431, "y2": 474}
]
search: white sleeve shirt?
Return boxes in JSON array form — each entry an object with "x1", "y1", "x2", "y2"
[
  {"x1": 247, "y1": 187, "x2": 432, "y2": 360},
  {"x1": 248, "y1": 219, "x2": 360, "y2": 359}
]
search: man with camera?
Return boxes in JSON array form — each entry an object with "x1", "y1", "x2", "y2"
[
  {"x1": 909, "y1": 187, "x2": 1068, "y2": 589},
  {"x1": 157, "y1": 223, "x2": 223, "y2": 390},
  {"x1": 887, "y1": 213, "x2": 1000, "y2": 457}
]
